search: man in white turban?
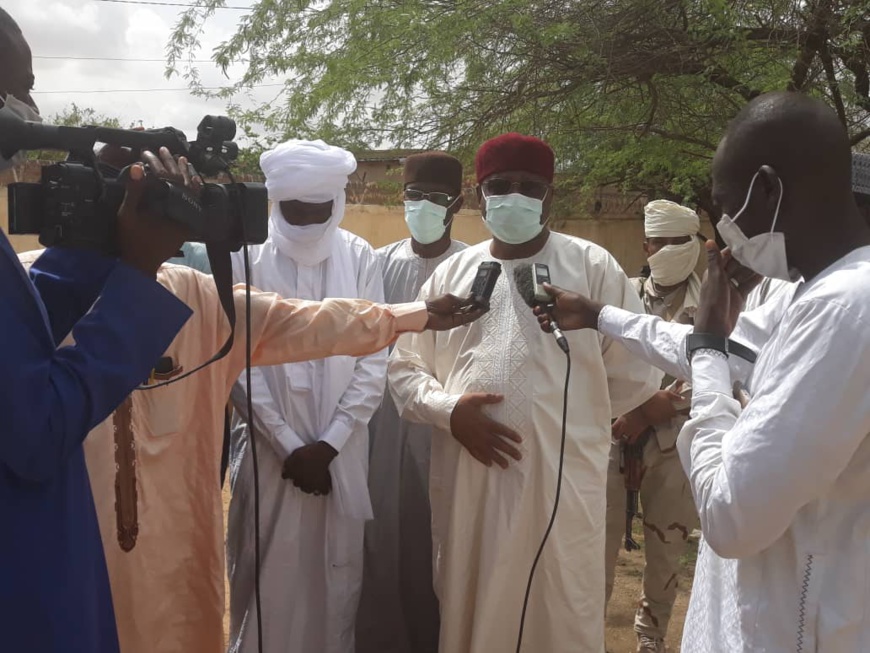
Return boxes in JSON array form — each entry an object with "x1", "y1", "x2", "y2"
[
  {"x1": 227, "y1": 140, "x2": 386, "y2": 653},
  {"x1": 604, "y1": 199, "x2": 702, "y2": 652}
]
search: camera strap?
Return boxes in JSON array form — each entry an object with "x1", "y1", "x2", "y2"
[
  {"x1": 205, "y1": 241, "x2": 237, "y2": 361},
  {"x1": 137, "y1": 242, "x2": 236, "y2": 391}
]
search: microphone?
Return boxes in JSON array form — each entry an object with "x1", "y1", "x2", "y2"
[
  {"x1": 469, "y1": 261, "x2": 502, "y2": 309},
  {"x1": 513, "y1": 263, "x2": 569, "y2": 353}
]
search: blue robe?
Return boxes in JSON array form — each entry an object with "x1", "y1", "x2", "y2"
[{"x1": 0, "y1": 235, "x2": 192, "y2": 653}]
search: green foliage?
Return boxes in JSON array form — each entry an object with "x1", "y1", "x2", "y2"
[
  {"x1": 27, "y1": 104, "x2": 126, "y2": 162},
  {"x1": 50, "y1": 104, "x2": 124, "y2": 129},
  {"x1": 167, "y1": 0, "x2": 870, "y2": 214}
]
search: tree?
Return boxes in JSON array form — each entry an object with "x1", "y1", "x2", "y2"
[
  {"x1": 167, "y1": 0, "x2": 870, "y2": 214},
  {"x1": 50, "y1": 104, "x2": 124, "y2": 129},
  {"x1": 27, "y1": 104, "x2": 125, "y2": 162}
]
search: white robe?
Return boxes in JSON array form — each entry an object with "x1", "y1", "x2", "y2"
[
  {"x1": 679, "y1": 246, "x2": 870, "y2": 652},
  {"x1": 227, "y1": 229, "x2": 387, "y2": 653},
  {"x1": 597, "y1": 294, "x2": 791, "y2": 653},
  {"x1": 596, "y1": 262, "x2": 870, "y2": 652},
  {"x1": 388, "y1": 232, "x2": 661, "y2": 653},
  {"x1": 357, "y1": 238, "x2": 467, "y2": 653},
  {"x1": 743, "y1": 277, "x2": 797, "y2": 312}
]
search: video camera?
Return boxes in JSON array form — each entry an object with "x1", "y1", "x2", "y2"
[{"x1": 0, "y1": 111, "x2": 268, "y2": 252}]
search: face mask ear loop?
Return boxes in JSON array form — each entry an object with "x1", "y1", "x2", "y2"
[
  {"x1": 439, "y1": 205, "x2": 456, "y2": 230},
  {"x1": 539, "y1": 186, "x2": 552, "y2": 228},
  {"x1": 730, "y1": 170, "x2": 762, "y2": 224},
  {"x1": 443, "y1": 195, "x2": 463, "y2": 228},
  {"x1": 769, "y1": 177, "x2": 785, "y2": 233}
]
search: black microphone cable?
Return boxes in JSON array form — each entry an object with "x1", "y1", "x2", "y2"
[
  {"x1": 227, "y1": 167, "x2": 265, "y2": 653},
  {"x1": 241, "y1": 241, "x2": 264, "y2": 653},
  {"x1": 515, "y1": 343, "x2": 571, "y2": 653}
]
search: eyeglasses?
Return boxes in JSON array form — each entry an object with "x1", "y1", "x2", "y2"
[
  {"x1": 404, "y1": 189, "x2": 460, "y2": 208},
  {"x1": 479, "y1": 178, "x2": 551, "y2": 201}
]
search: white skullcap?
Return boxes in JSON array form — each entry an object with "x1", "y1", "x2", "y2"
[
  {"x1": 853, "y1": 151, "x2": 870, "y2": 196},
  {"x1": 644, "y1": 199, "x2": 700, "y2": 238},
  {"x1": 260, "y1": 139, "x2": 357, "y2": 203}
]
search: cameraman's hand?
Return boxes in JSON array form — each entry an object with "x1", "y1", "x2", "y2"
[{"x1": 117, "y1": 147, "x2": 204, "y2": 278}]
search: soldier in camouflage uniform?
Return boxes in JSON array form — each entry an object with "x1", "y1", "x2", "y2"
[{"x1": 604, "y1": 200, "x2": 703, "y2": 653}]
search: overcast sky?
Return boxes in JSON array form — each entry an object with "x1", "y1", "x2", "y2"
[{"x1": 7, "y1": 0, "x2": 276, "y2": 139}]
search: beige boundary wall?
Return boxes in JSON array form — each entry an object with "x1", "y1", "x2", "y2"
[
  {"x1": 342, "y1": 205, "x2": 713, "y2": 277},
  {"x1": 2, "y1": 189, "x2": 713, "y2": 278}
]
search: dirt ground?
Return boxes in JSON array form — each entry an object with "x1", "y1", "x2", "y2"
[
  {"x1": 604, "y1": 523, "x2": 695, "y2": 653},
  {"x1": 221, "y1": 486, "x2": 694, "y2": 652}
]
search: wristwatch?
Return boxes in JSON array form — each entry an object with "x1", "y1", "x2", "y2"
[{"x1": 686, "y1": 333, "x2": 758, "y2": 363}]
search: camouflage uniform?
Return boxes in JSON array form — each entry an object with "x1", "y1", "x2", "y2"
[{"x1": 604, "y1": 275, "x2": 701, "y2": 650}]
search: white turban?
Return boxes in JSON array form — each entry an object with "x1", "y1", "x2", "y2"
[
  {"x1": 260, "y1": 139, "x2": 357, "y2": 203},
  {"x1": 644, "y1": 199, "x2": 700, "y2": 238}
]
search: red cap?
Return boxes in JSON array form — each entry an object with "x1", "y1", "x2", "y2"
[{"x1": 474, "y1": 133, "x2": 555, "y2": 184}]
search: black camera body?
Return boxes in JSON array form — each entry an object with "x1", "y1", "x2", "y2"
[{"x1": 1, "y1": 113, "x2": 268, "y2": 252}]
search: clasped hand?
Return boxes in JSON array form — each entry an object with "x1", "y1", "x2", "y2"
[{"x1": 282, "y1": 442, "x2": 338, "y2": 496}]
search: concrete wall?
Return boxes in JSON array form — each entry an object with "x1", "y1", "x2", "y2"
[
  {"x1": 1, "y1": 197, "x2": 713, "y2": 276},
  {"x1": 343, "y1": 205, "x2": 713, "y2": 277},
  {"x1": 1, "y1": 160, "x2": 713, "y2": 276}
]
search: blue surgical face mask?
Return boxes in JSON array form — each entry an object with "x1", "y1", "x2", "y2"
[
  {"x1": 404, "y1": 199, "x2": 450, "y2": 245},
  {"x1": 716, "y1": 170, "x2": 799, "y2": 281},
  {"x1": 483, "y1": 193, "x2": 546, "y2": 245}
]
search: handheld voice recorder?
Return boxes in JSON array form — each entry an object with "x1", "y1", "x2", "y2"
[
  {"x1": 469, "y1": 261, "x2": 502, "y2": 308},
  {"x1": 531, "y1": 263, "x2": 552, "y2": 304}
]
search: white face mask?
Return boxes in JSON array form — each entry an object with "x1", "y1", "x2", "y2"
[
  {"x1": 282, "y1": 218, "x2": 333, "y2": 243},
  {"x1": 647, "y1": 239, "x2": 700, "y2": 287},
  {"x1": 404, "y1": 199, "x2": 450, "y2": 245},
  {"x1": 716, "y1": 170, "x2": 799, "y2": 282},
  {"x1": 0, "y1": 94, "x2": 42, "y2": 171},
  {"x1": 483, "y1": 193, "x2": 546, "y2": 245}
]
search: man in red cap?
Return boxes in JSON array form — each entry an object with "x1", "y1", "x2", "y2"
[{"x1": 389, "y1": 133, "x2": 661, "y2": 652}]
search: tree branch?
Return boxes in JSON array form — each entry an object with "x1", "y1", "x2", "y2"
[
  {"x1": 789, "y1": 0, "x2": 833, "y2": 91},
  {"x1": 819, "y1": 44, "x2": 847, "y2": 125},
  {"x1": 851, "y1": 128, "x2": 870, "y2": 146},
  {"x1": 706, "y1": 66, "x2": 762, "y2": 101}
]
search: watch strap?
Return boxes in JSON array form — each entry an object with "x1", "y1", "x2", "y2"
[
  {"x1": 686, "y1": 333, "x2": 759, "y2": 363},
  {"x1": 686, "y1": 333, "x2": 729, "y2": 360},
  {"x1": 727, "y1": 339, "x2": 758, "y2": 364}
]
